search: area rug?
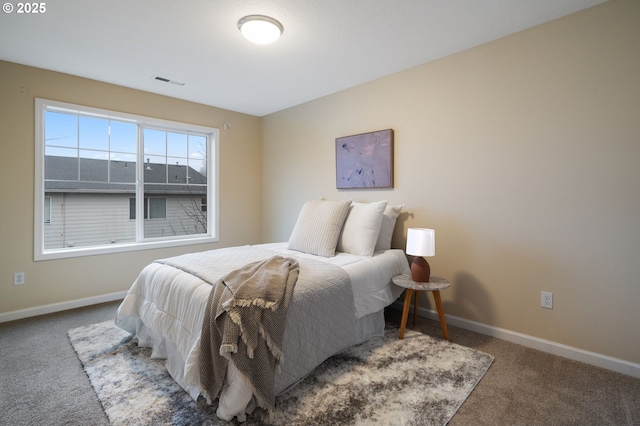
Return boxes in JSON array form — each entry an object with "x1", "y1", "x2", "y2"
[{"x1": 69, "y1": 321, "x2": 493, "y2": 425}]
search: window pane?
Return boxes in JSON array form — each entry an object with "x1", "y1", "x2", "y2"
[
  {"x1": 168, "y1": 157, "x2": 188, "y2": 183},
  {"x1": 45, "y1": 111, "x2": 77, "y2": 148},
  {"x1": 189, "y1": 135, "x2": 207, "y2": 179},
  {"x1": 188, "y1": 135, "x2": 206, "y2": 156},
  {"x1": 144, "y1": 129, "x2": 166, "y2": 156},
  {"x1": 79, "y1": 151, "x2": 109, "y2": 182},
  {"x1": 45, "y1": 146, "x2": 77, "y2": 157},
  {"x1": 110, "y1": 121, "x2": 137, "y2": 153},
  {"x1": 45, "y1": 148, "x2": 78, "y2": 181},
  {"x1": 144, "y1": 155, "x2": 166, "y2": 183},
  {"x1": 188, "y1": 158, "x2": 207, "y2": 184},
  {"x1": 167, "y1": 132, "x2": 188, "y2": 157},
  {"x1": 79, "y1": 116, "x2": 109, "y2": 151},
  {"x1": 110, "y1": 153, "x2": 136, "y2": 183}
]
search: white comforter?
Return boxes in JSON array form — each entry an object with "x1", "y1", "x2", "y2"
[{"x1": 115, "y1": 243, "x2": 409, "y2": 420}]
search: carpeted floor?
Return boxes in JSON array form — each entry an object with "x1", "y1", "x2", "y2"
[
  {"x1": 1, "y1": 301, "x2": 639, "y2": 425},
  {"x1": 68, "y1": 320, "x2": 493, "y2": 425}
]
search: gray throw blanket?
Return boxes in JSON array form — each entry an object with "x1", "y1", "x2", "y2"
[{"x1": 200, "y1": 256, "x2": 299, "y2": 410}]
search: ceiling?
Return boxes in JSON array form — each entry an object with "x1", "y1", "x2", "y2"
[{"x1": 0, "y1": 0, "x2": 605, "y2": 117}]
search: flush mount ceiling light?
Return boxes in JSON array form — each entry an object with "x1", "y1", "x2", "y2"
[{"x1": 237, "y1": 15, "x2": 283, "y2": 45}]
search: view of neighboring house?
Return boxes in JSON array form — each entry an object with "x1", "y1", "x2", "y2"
[{"x1": 44, "y1": 155, "x2": 207, "y2": 249}]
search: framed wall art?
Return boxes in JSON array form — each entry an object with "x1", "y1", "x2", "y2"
[{"x1": 335, "y1": 129, "x2": 394, "y2": 189}]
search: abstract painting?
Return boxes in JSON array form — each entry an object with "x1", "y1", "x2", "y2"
[{"x1": 336, "y1": 129, "x2": 393, "y2": 189}]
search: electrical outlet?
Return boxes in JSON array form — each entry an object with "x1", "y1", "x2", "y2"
[
  {"x1": 14, "y1": 272, "x2": 25, "y2": 286},
  {"x1": 541, "y1": 291, "x2": 553, "y2": 309}
]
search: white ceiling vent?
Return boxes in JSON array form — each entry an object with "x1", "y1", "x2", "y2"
[{"x1": 153, "y1": 76, "x2": 185, "y2": 86}]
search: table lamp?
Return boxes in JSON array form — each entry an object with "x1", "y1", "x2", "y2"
[{"x1": 406, "y1": 228, "x2": 435, "y2": 282}]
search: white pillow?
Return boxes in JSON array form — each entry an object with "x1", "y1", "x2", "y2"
[
  {"x1": 288, "y1": 200, "x2": 351, "y2": 257},
  {"x1": 375, "y1": 204, "x2": 404, "y2": 251},
  {"x1": 337, "y1": 201, "x2": 388, "y2": 256}
]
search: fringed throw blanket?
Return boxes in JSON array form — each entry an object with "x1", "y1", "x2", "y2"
[{"x1": 200, "y1": 256, "x2": 299, "y2": 410}]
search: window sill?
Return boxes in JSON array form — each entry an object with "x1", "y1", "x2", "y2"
[{"x1": 34, "y1": 235, "x2": 219, "y2": 261}]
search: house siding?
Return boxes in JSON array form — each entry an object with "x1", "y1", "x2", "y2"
[
  {"x1": 43, "y1": 193, "x2": 65, "y2": 249},
  {"x1": 44, "y1": 193, "x2": 205, "y2": 249}
]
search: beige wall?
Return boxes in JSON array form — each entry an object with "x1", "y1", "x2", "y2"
[
  {"x1": 0, "y1": 61, "x2": 263, "y2": 315},
  {"x1": 263, "y1": 0, "x2": 640, "y2": 364}
]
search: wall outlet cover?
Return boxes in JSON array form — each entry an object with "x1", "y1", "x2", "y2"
[{"x1": 14, "y1": 272, "x2": 25, "y2": 286}]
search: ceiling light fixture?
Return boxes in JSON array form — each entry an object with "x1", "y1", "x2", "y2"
[{"x1": 237, "y1": 15, "x2": 283, "y2": 45}]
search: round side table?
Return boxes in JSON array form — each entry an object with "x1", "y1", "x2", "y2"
[{"x1": 392, "y1": 274, "x2": 450, "y2": 340}]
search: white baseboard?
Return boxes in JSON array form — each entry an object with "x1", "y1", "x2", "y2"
[
  {"x1": 0, "y1": 291, "x2": 128, "y2": 324},
  {"x1": 390, "y1": 301, "x2": 640, "y2": 379}
]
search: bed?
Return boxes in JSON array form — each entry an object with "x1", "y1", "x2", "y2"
[{"x1": 115, "y1": 200, "x2": 409, "y2": 421}]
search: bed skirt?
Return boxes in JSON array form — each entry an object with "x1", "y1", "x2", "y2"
[{"x1": 119, "y1": 308, "x2": 387, "y2": 402}]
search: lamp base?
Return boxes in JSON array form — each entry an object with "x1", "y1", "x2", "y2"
[{"x1": 411, "y1": 257, "x2": 431, "y2": 282}]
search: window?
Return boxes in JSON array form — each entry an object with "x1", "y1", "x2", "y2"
[
  {"x1": 148, "y1": 198, "x2": 167, "y2": 219},
  {"x1": 35, "y1": 98, "x2": 219, "y2": 260},
  {"x1": 44, "y1": 197, "x2": 51, "y2": 223},
  {"x1": 129, "y1": 197, "x2": 167, "y2": 220}
]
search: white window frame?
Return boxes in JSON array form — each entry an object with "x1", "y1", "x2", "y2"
[{"x1": 34, "y1": 98, "x2": 219, "y2": 261}]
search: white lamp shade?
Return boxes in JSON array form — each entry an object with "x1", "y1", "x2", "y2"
[
  {"x1": 238, "y1": 15, "x2": 283, "y2": 44},
  {"x1": 406, "y1": 228, "x2": 435, "y2": 257}
]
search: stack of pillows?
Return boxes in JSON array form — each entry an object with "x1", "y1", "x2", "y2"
[{"x1": 288, "y1": 199, "x2": 404, "y2": 257}]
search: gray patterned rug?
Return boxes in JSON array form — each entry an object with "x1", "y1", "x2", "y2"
[{"x1": 69, "y1": 321, "x2": 493, "y2": 425}]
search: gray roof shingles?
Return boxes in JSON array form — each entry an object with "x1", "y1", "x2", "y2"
[{"x1": 44, "y1": 156, "x2": 206, "y2": 194}]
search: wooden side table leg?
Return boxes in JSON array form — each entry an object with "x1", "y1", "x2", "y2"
[
  {"x1": 399, "y1": 289, "x2": 414, "y2": 340},
  {"x1": 432, "y1": 290, "x2": 449, "y2": 341},
  {"x1": 413, "y1": 291, "x2": 419, "y2": 325}
]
